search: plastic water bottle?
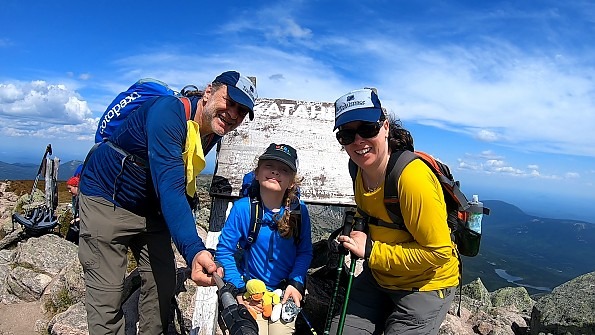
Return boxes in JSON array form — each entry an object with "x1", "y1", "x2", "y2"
[{"x1": 467, "y1": 194, "x2": 483, "y2": 234}]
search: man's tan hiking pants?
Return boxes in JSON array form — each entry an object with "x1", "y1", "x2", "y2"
[{"x1": 78, "y1": 193, "x2": 176, "y2": 335}]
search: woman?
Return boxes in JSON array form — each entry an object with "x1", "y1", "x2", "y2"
[
  {"x1": 330, "y1": 89, "x2": 459, "y2": 335},
  {"x1": 216, "y1": 143, "x2": 314, "y2": 335}
]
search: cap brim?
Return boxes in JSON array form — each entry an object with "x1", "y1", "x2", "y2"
[
  {"x1": 228, "y1": 85, "x2": 254, "y2": 113},
  {"x1": 333, "y1": 107, "x2": 382, "y2": 130},
  {"x1": 259, "y1": 155, "x2": 297, "y2": 172}
]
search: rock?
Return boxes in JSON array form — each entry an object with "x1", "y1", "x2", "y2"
[
  {"x1": 492, "y1": 286, "x2": 535, "y2": 314},
  {"x1": 530, "y1": 272, "x2": 595, "y2": 335},
  {"x1": 461, "y1": 277, "x2": 492, "y2": 308},
  {"x1": 48, "y1": 302, "x2": 88, "y2": 335},
  {"x1": 41, "y1": 258, "x2": 85, "y2": 314},
  {"x1": 6, "y1": 266, "x2": 52, "y2": 301},
  {"x1": 15, "y1": 234, "x2": 78, "y2": 277}
]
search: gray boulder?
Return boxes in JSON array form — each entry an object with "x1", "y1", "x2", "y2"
[
  {"x1": 530, "y1": 272, "x2": 595, "y2": 335},
  {"x1": 492, "y1": 286, "x2": 535, "y2": 314}
]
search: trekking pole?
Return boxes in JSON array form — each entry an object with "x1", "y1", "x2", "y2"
[
  {"x1": 336, "y1": 216, "x2": 365, "y2": 335},
  {"x1": 300, "y1": 309, "x2": 318, "y2": 335},
  {"x1": 27, "y1": 144, "x2": 52, "y2": 216},
  {"x1": 323, "y1": 208, "x2": 356, "y2": 335}
]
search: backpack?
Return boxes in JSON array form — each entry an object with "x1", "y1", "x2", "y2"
[
  {"x1": 95, "y1": 78, "x2": 196, "y2": 143},
  {"x1": 348, "y1": 150, "x2": 490, "y2": 257}
]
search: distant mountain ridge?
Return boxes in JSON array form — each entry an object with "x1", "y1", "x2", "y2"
[{"x1": 0, "y1": 160, "x2": 83, "y2": 181}]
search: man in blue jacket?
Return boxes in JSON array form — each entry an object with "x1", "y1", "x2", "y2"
[{"x1": 79, "y1": 71, "x2": 257, "y2": 335}]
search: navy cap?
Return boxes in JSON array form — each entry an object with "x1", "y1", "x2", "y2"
[
  {"x1": 213, "y1": 71, "x2": 257, "y2": 120},
  {"x1": 258, "y1": 143, "x2": 299, "y2": 172},
  {"x1": 334, "y1": 88, "x2": 383, "y2": 130}
]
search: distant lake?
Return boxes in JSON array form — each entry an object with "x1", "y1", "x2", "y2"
[{"x1": 495, "y1": 269, "x2": 551, "y2": 292}]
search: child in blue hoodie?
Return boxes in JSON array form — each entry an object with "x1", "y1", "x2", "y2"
[{"x1": 216, "y1": 143, "x2": 313, "y2": 334}]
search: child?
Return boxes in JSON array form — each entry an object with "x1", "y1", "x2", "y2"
[{"x1": 216, "y1": 143, "x2": 313, "y2": 335}]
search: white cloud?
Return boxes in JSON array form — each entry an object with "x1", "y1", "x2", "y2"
[
  {"x1": 565, "y1": 172, "x2": 580, "y2": 179},
  {"x1": 458, "y1": 151, "x2": 565, "y2": 180},
  {"x1": 475, "y1": 129, "x2": 499, "y2": 142},
  {"x1": 267, "y1": 18, "x2": 312, "y2": 41},
  {"x1": 0, "y1": 80, "x2": 97, "y2": 139},
  {"x1": 486, "y1": 159, "x2": 505, "y2": 167}
]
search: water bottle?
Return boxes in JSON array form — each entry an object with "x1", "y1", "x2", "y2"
[{"x1": 467, "y1": 194, "x2": 483, "y2": 234}]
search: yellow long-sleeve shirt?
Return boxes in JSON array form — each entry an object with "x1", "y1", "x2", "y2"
[{"x1": 355, "y1": 158, "x2": 460, "y2": 291}]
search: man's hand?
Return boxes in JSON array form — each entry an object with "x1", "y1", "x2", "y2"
[
  {"x1": 282, "y1": 285, "x2": 303, "y2": 307},
  {"x1": 191, "y1": 250, "x2": 223, "y2": 286}
]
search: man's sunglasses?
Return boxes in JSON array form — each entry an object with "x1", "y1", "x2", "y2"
[{"x1": 336, "y1": 121, "x2": 383, "y2": 145}]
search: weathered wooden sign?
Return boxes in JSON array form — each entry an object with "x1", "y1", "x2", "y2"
[
  {"x1": 212, "y1": 98, "x2": 355, "y2": 205},
  {"x1": 193, "y1": 97, "x2": 355, "y2": 335}
]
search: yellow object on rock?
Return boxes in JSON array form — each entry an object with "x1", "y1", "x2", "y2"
[{"x1": 182, "y1": 120, "x2": 206, "y2": 196}]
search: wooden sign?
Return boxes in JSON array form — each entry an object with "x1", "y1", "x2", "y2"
[{"x1": 212, "y1": 98, "x2": 355, "y2": 206}]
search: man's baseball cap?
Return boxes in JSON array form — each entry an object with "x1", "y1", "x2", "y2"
[
  {"x1": 213, "y1": 71, "x2": 257, "y2": 120},
  {"x1": 334, "y1": 88, "x2": 383, "y2": 130},
  {"x1": 258, "y1": 143, "x2": 298, "y2": 172}
]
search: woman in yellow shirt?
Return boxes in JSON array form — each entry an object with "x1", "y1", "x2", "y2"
[{"x1": 329, "y1": 88, "x2": 459, "y2": 335}]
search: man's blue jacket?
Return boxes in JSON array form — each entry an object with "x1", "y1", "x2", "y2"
[{"x1": 80, "y1": 95, "x2": 220, "y2": 265}]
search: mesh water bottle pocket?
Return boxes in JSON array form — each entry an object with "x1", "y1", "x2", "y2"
[{"x1": 455, "y1": 227, "x2": 481, "y2": 257}]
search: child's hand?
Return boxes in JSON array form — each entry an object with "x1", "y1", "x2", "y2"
[{"x1": 282, "y1": 285, "x2": 303, "y2": 307}]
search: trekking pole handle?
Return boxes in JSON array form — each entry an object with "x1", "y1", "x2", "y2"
[
  {"x1": 213, "y1": 271, "x2": 224, "y2": 289},
  {"x1": 342, "y1": 208, "x2": 356, "y2": 236},
  {"x1": 352, "y1": 217, "x2": 365, "y2": 233}
]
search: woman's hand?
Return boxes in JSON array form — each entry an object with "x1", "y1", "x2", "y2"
[
  {"x1": 282, "y1": 285, "x2": 303, "y2": 307},
  {"x1": 337, "y1": 231, "x2": 368, "y2": 259}
]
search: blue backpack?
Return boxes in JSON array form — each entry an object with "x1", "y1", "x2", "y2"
[{"x1": 95, "y1": 78, "x2": 196, "y2": 143}]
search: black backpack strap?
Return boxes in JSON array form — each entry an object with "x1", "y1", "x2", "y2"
[
  {"x1": 291, "y1": 203, "x2": 302, "y2": 245},
  {"x1": 245, "y1": 196, "x2": 264, "y2": 250},
  {"x1": 242, "y1": 196, "x2": 263, "y2": 282},
  {"x1": 348, "y1": 159, "x2": 358, "y2": 192},
  {"x1": 383, "y1": 150, "x2": 418, "y2": 226},
  {"x1": 356, "y1": 207, "x2": 405, "y2": 230}
]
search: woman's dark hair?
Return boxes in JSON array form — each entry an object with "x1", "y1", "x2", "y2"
[{"x1": 382, "y1": 109, "x2": 414, "y2": 152}]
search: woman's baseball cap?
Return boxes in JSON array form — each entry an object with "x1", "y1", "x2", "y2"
[
  {"x1": 334, "y1": 88, "x2": 383, "y2": 130},
  {"x1": 213, "y1": 71, "x2": 257, "y2": 120}
]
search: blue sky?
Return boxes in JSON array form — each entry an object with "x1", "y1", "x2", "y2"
[{"x1": 1, "y1": 1, "x2": 594, "y2": 221}]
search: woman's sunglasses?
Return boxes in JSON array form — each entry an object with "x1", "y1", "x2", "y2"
[{"x1": 336, "y1": 121, "x2": 383, "y2": 145}]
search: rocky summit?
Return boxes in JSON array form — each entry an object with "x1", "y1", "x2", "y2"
[{"x1": 1, "y1": 180, "x2": 594, "y2": 335}]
